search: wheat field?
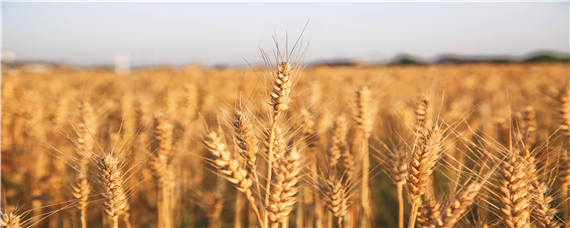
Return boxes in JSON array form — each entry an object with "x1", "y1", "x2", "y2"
[{"x1": 1, "y1": 49, "x2": 569, "y2": 228}]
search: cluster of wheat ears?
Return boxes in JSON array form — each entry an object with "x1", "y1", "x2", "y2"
[{"x1": 1, "y1": 38, "x2": 570, "y2": 228}]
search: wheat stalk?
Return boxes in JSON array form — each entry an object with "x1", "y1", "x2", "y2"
[
  {"x1": 153, "y1": 115, "x2": 175, "y2": 228},
  {"x1": 354, "y1": 86, "x2": 373, "y2": 226},
  {"x1": 557, "y1": 150, "x2": 570, "y2": 223},
  {"x1": 75, "y1": 101, "x2": 95, "y2": 228}
]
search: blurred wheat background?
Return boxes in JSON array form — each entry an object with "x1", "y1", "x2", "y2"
[{"x1": 2, "y1": 60, "x2": 570, "y2": 227}]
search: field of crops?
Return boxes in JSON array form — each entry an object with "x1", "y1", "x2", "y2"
[{"x1": 1, "y1": 58, "x2": 569, "y2": 228}]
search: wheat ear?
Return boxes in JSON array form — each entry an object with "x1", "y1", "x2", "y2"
[
  {"x1": 234, "y1": 109, "x2": 262, "y2": 207},
  {"x1": 532, "y1": 181, "x2": 560, "y2": 228},
  {"x1": 389, "y1": 144, "x2": 408, "y2": 228},
  {"x1": 497, "y1": 150, "x2": 532, "y2": 228},
  {"x1": 267, "y1": 147, "x2": 301, "y2": 228},
  {"x1": 329, "y1": 116, "x2": 348, "y2": 168},
  {"x1": 416, "y1": 198, "x2": 441, "y2": 228},
  {"x1": 234, "y1": 110, "x2": 259, "y2": 169},
  {"x1": 72, "y1": 177, "x2": 91, "y2": 228},
  {"x1": 203, "y1": 132, "x2": 264, "y2": 228},
  {"x1": 326, "y1": 179, "x2": 350, "y2": 228},
  {"x1": 407, "y1": 125, "x2": 443, "y2": 228},
  {"x1": 435, "y1": 182, "x2": 482, "y2": 228},
  {"x1": 99, "y1": 154, "x2": 128, "y2": 228},
  {"x1": 0, "y1": 212, "x2": 22, "y2": 228},
  {"x1": 266, "y1": 61, "x2": 294, "y2": 210},
  {"x1": 415, "y1": 97, "x2": 429, "y2": 136}
]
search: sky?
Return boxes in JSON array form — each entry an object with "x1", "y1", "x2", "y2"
[{"x1": 2, "y1": 2, "x2": 569, "y2": 67}]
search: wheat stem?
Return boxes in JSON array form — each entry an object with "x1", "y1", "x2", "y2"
[{"x1": 397, "y1": 182, "x2": 404, "y2": 228}]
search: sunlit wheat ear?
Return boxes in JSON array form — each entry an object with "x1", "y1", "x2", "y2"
[
  {"x1": 497, "y1": 150, "x2": 532, "y2": 228},
  {"x1": 558, "y1": 88, "x2": 570, "y2": 135},
  {"x1": 416, "y1": 198, "x2": 441, "y2": 228},
  {"x1": 269, "y1": 62, "x2": 293, "y2": 114},
  {"x1": 415, "y1": 97, "x2": 429, "y2": 136},
  {"x1": 407, "y1": 125, "x2": 443, "y2": 201},
  {"x1": 326, "y1": 179, "x2": 350, "y2": 228},
  {"x1": 435, "y1": 182, "x2": 482, "y2": 228},
  {"x1": 234, "y1": 110, "x2": 259, "y2": 168},
  {"x1": 98, "y1": 154, "x2": 128, "y2": 228},
  {"x1": 329, "y1": 116, "x2": 348, "y2": 167},
  {"x1": 407, "y1": 125, "x2": 443, "y2": 228},
  {"x1": 267, "y1": 147, "x2": 301, "y2": 228},
  {"x1": 0, "y1": 212, "x2": 22, "y2": 228},
  {"x1": 531, "y1": 181, "x2": 560, "y2": 228},
  {"x1": 204, "y1": 191, "x2": 224, "y2": 228},
  {"x1": 204, "y1": 132, "x2": 253, "y2": 198},
  {"x1": 203, "y1": 132, "x2": 263, "y2": 226}
]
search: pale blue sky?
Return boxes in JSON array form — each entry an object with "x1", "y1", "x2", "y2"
[{"x1": 2, "y1": 2, "x2": 569, "y2": 67}]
